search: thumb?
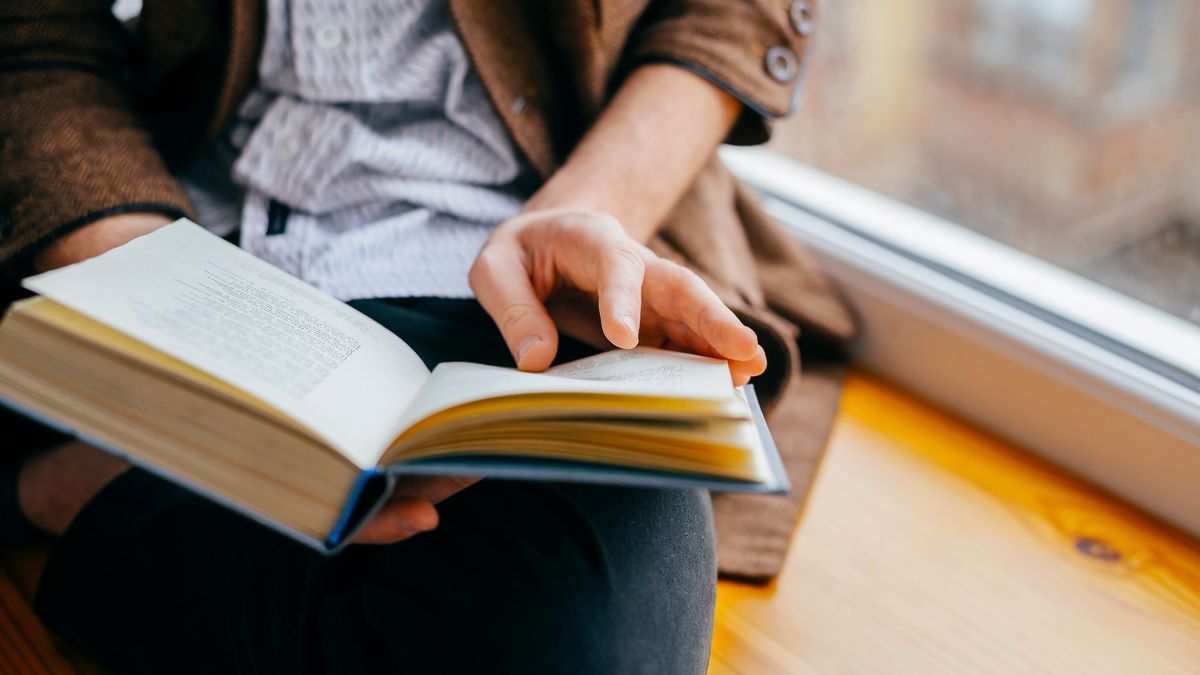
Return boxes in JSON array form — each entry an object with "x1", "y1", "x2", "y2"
[{"x1": 469, "y1": 242, "x2": 559, "y2": 371}]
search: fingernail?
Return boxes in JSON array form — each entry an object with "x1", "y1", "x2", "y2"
[
  {"x1": 399, "y1": 520, "x2": 434, "y2": 534},
  {"x1": 620, "y1": 314, "x2": 639, "y2": 338},
  {"x1": 517, "y1": 335, "x2": 541, "y2": 364}
]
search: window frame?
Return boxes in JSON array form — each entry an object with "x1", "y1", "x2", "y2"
[{"x1": 721, "y1": 146, "x2": 1200, "y2": 535}]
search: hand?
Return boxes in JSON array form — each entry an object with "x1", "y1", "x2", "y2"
[
  {"x1": 34, "y1": 212, "x2": 173, "y2": 272},
  {"x1": 352, "y1": 475, "x2": 480, "y2": 544},
  {"x1": 18, "y1": 442, "x2": 131, "y2": 536},
  {"x1": 469, "y1": 208, "x2": 767, "y2": 385},
  {"x1": 14, "y1": 213, "x2": 176, "y2": 536}
]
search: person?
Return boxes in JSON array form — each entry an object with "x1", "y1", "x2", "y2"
[{"x1": 0, "y1": 0, "x2": 837, "y2": 672}]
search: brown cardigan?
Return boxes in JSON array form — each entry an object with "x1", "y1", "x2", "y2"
[{"x1": 0, "y1": 0, "x2": 855, "y2": 581}]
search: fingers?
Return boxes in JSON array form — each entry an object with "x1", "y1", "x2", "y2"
[
  {"x1": 728, "y1": 345, "x2": 768, "y2": 386},
  {"x1": 593, "y1": 242, "x2": 645, "y2": 349},
  {"x1": 351, "y1": 476, "x2": 482, "y2": 544},
  {"x1": 352, "y1": 498, "x2": 438, "y2": 544},
  {"x1": 648, "y1": 317, "x2": 767, "y2": 385},
  {"x1": 470, "y1": 241, "x2": 559, "y2": 371},
  {"x1": 550, "y1": 213, "x2": 645, "y2": 350},
  {"x1": 476, "y1": 209, "x2": 761, "y2": 374},
  {"x1": 648, "y1": 317, "x2": 721, "y2": 358},
  {"x1": 642, "y1": 260, "x2": 759, "y2": 362},
  {"x1": 391, "y1": 475, "x2": 481, "y2": 504}
]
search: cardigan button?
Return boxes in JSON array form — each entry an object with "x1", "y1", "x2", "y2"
[
  {"x1": 765, "y1": 46, "x2": 798, "y2": 83},
  {"x1": 789, "y1": 0, "x2": 816, "y2": 37}
]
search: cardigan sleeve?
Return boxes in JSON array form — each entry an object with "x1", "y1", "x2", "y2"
[
  {"x1": 0, "y1": 0, "x2": 191, "y2": 276},
  {"x1": 625, "y1": 0, "x2": 818, "y2": 145}
]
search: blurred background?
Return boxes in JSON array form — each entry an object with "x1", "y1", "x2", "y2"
[{"x1": 769, "y1": 0, "x2": 1200, "y2": 325}]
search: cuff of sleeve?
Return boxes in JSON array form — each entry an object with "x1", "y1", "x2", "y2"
[
  {"x1": 624, "y1": 3, "x2": 814, "y2": 146},
  {"x1": 631, "y1": 55, "x2": 778, "y2": 146},
  {"x1": 0, "y1": 202, "x2": 189, "y2": 283},
  {"x1": 0, "y1": 69, "x2": 195, "y2": 277}
]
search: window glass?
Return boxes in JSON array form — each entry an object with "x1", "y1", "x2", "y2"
[{"x1": 771, "y1": 0, "x2": 1200, "y2": 325}]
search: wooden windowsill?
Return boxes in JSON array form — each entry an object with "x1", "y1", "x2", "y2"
[
  {"x1": 711, "y1": 371, "x2": 1200, "y2": 673},
  {"x1": 3, "y1": 371, "x2": 1197, "y2": 672}
]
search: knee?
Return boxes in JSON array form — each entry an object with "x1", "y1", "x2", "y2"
[
  {"x1": 470, "y1": 485, "x2": 716, "y2": 674},
  {"x1": 567, "y1": 486, "x2": 717, "y2": 674},
  {"x1": 337, "y1": 483, "x2": 716, "y2": 674}
]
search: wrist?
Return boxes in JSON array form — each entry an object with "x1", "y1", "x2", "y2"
[
  {"x1": 1, "y1": 452, "x2": 48, "y2": 541},
  {"x1": 17, "y1": 442, "x2": 130, "y2": 537},
  {"x1": 33, "y1": 212, "x2": 175, "y2": 273},
  {"x1": 520, "y1": 195, "x2": 654, "y2": 244},
  {"x1": 521, "y1": 189, "x2": 605, "y2": 219}
]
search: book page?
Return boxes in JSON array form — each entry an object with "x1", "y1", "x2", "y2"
[
  {"x1": 546, "y1": 347, "x2": 735, "y2": 389},
  {"x1": 23, "y1": 220, "x2": 429, "y2": 467},
  {"x1": 395, "y1": 347, "x2": 736, "y2": 432}
]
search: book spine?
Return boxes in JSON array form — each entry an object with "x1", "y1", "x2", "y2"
[
  {"x1": 744, "y1": 384, "x2": 791, "y2": 493},
  {"x1": 323, "y1": 468, "x2": 394, "y2": 552}
]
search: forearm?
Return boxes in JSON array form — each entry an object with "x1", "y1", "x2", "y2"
[
  {"x1": 13, "y1": 211, "x2": 171, "y2": 536},
  {"x1": 18, "y1": 441, "x2": 130, "y2": 536},
  {"x1": 32, "y1": 212, "x2": 175, "y2": 272},
  {"x1": 525, "y1": 64, "x2": 742, "y2": 243},
  {"x1": 0, "y1": 3, "x2": 192, "y2": 268}
]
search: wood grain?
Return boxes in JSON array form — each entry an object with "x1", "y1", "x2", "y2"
[
  {"x1": 0, "y1": 560, "x2": 74, "y2": 674},
  {"x1": 711, "y1": 372, "x2": 1200, "y2": 674},
  {"x1": 2, "y1": 370, "x2": 1197, "y2": 673}
]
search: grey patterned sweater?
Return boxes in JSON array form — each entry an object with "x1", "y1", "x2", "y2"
[{"x1": 183, "y1": 0, "x2": 536, "y2": 299}]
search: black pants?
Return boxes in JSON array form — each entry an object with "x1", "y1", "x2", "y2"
[{"x1": 33, "y1": 298, "x2": 717, "y2": 674}]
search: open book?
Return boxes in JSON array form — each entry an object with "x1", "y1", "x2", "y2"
[{"x1": 0, "y1": 221, "x2": 786, "y2": 552}]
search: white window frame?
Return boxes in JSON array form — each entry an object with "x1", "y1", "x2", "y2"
[{"x1": 721, "y1": 146, "x2": 1200, "y2": 535}]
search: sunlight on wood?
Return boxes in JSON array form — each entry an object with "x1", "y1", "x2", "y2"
[
  {"x1": 711, "y1": 371, "x2": 1200, "y2": 674},
  {"x1": 2, "y1": 370, "x2": 1197, "y2": 673},
  {"x1": 0, "y1": 561, "x2": 72, "y2": 674}
]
